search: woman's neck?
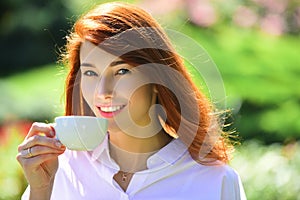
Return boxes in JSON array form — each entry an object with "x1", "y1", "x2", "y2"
[
  {"x1": 109, "y1": 141, "x2": 157, "y2": 172},
  {"x1": 108, "y1": 129, "x2": 172, "y2": 172},
  {"x1": 108, "y1": 129, "x2": 172, "y2": 153}
]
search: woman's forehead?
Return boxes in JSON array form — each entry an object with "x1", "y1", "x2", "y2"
[{"x1": 79, "y1": 40, "x2": 122, "y2": 66}]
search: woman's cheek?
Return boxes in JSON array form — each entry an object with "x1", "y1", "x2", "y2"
[
  {"x1": 81, "y1": 80, "x2": 97, "y2": 105},
  {"x1": 114, "y1": 75, "x2": 143, "y2": 99}
]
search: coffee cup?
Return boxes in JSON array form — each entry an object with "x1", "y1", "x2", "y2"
[{"x1": 53, "y1": 116, "x2": 108, "y2": 151}]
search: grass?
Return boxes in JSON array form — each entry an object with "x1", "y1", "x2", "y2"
[{"x1": 0, "y1": 64, "x2": 66, "y2": 123}]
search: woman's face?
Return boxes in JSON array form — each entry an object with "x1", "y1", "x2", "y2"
[{"x1": 79, "y1": 41, "x2": 158, "y2": 133}]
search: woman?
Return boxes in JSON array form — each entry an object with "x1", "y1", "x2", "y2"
[{"x1": 17, "y1": 2, "x2": 246, "y2": 199}]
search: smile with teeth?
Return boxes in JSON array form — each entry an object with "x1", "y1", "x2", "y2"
[{"x1": 99, "y1": 105, "x2": 125, "y2": 113}]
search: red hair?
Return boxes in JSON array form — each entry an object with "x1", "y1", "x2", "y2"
[{"x1": 62, "y1": 2, "x2": 233, "y2": 164}]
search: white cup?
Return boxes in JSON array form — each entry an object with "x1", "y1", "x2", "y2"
[{"x1": 54, "y1": 116, "x2": 108, "y2": 151}]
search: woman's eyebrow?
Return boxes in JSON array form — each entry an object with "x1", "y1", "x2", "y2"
[
  {"x1": 80, "y1": 60, "x2": 125, "y2": 68},
  {"x1": 81, "y1": 63, "x2": 95, "y2": 68},
  {"x1": 110, "y1": 60, "x2": 126, "y2": 67}
]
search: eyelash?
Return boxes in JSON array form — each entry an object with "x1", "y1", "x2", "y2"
[
  {"x1": 82, "y1": 68, "x2": 131, "y2": 77},
  {"x1": 83, "y1": 70, "x2": 98, "y2": 77},
  {"x1": 115, "y1": 68, "x2": 130, "y2": 75}
]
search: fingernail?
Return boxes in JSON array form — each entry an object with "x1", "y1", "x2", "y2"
[
  {"x1": 50, "y1": 130, "x2": 54, "y2": 137},
  {"x1": 55, "y1": 141, "x2": 62, "y2": 148},
  {"x1": 50, "y1": 126, "x2": 55, "y2": 136}
]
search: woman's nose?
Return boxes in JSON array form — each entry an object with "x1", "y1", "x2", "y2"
[{"x1": 95, "y1": 72, "x2": 114, "y2": 100}]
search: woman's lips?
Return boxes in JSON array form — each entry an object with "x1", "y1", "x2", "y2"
[{"x1": 97, "y1": 105, "x2": 126, "y2": 118}]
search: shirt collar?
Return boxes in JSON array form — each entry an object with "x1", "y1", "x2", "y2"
[
  {"x1": 91, "y1": 134, "x2": 110, "y2": 161},
  {"x1": 147, "y1": 138, "x2": 188, "y2": 169},
  {"x1": 90, "y1": 134, "x2": 119, "y2": 169},
  {"x1": 90, "y1": 134, "x2": 188, "y2": 170}
]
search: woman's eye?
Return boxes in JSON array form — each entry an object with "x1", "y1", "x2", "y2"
[
  {"x1": 83, "y1": 70, "x2": 98, "y2": 77},
  {"x1": 116, "y1": 68, "x2": 130, "y2": 75}
]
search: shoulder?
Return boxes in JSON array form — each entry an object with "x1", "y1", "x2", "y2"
[
  {"x1": 164, "y1": 139, "x2": 241, "y2": 182},
  {"x1": 214, "y1": 164, "x2": 241, "y2": 181},
  {"x1": 191, "y1": 162, "x2": 246, "y2": 199},
  {"x1": 166, "y1": 153, "x2": 246, "y2": 199},
  {"x1": 187, "y1": 158, "x2": 241, "y2": 183},
  {"x1": 210, "y1": 164, "x2": 246, "y2": 200}
]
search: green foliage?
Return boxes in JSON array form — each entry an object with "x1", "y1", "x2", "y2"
[
  {"x1": 231, "y1": 140, "x2": 300, "y2": 200},
  {"x1": 0, "y1": 64, "x2": 66, "y2": 123},
  {"x1": 0, "y1": 0, "x2": 73, "y2": 76},
  {"x1": 166, "y1": 21, "x2": 300, "y2": 143}
]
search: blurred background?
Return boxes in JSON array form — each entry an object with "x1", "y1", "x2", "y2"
[{"x1": 0, "y1": 0, "x2": 299, "y2": 199}]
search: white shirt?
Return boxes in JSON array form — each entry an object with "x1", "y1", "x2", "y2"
[{"x1": 22, "y1": 137, "x2": 246, "y2": 200}]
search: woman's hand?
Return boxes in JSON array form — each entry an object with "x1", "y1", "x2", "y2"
[{"x1": 16, "y1": 122, "x2": 66, "y2": 195}]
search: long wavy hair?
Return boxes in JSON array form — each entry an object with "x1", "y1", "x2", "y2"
[{"x1": 62, "y1": 2, "x2": 233, "y2": 164}]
